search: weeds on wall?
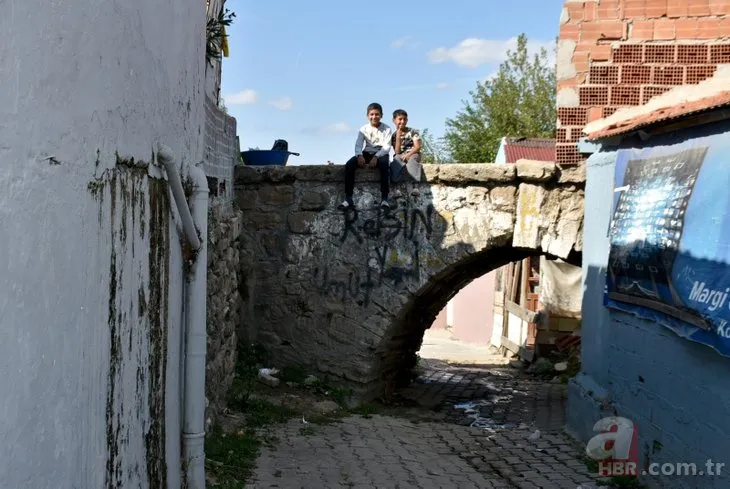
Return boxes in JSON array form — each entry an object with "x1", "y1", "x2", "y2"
[{"x1": 206, "y1": 3, "x2": 235, "y2": 66}]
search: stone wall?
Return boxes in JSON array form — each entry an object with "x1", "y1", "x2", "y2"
[
  {"x1": 205, "y1": 204, "x2": 243, "y2": 427},
  {"x1": 234, "y1": 162, "x2": 585, "y2": 399},
  {"x1": 556, "y1": 0, "x2": 730, "y2": 165}
]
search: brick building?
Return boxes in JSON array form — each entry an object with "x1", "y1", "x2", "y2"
[{"x1": 556, "y1": 0, "x2": 730, "y2": 165}]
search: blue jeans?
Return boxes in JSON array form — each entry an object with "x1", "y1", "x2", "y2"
[{"x1": 390, "y1": 153, "x2": 423, "y2": 183}]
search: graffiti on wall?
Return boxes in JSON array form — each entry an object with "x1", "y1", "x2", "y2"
[
  {"x1": 309, "y1": 203, "x2": 438, "y2": 306},
  {"x1": 339, "y1": 205, "x2": 434, "y2": 244},
  {"x1": 312, "y1": 242, "x2": 421, "y2": 307}
]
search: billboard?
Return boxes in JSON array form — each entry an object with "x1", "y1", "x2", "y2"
[{"x1": 605, "y1": 138, "x2": 730, "y2": 357}]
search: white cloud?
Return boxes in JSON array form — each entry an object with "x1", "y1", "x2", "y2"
[
  {"x1": 428, "y1": 37, "x2": 555, "y2": 68},
  {"x1": 269, "y1": 97, "x2": 293, "y2": 111},
  {"x1": 303, "y1": 122, "x2": 352, "y2": 136},
  {"x1": 225, "y1": 89, "x2": 258, "y2": 105},
  {"x1": 435, "y1": 82, "x2": 450, "y2": 90},
  {"x1": 391, "y1": 36, "x2": 418, "y2": 49},
  {"x1": 321, "y1": 122, "x2": 351, "y2": 134}
]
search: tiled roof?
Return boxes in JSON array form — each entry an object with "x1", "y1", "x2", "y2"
[
  {"x1": 503, "y1": 137, "x2": 555, "y2": 163},
  {"x1": 585, "y1": 91, "x2": 730, "y2": 140}
]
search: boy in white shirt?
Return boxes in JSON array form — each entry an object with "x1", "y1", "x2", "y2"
[{"x1": 338, "y1": 102, "x2": 393, "y2": 210}]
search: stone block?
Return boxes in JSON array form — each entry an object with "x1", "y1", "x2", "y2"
[
  {"x1": 489, "y1": 186, "x2": 518, "y2": 212},
  {"x1": 287, "y1": 212, "x2": 317, "y2": 234},
  {"x1": 235, "y1": 189, "x2": 257, "y2": 210},
  {"x1": 515, "y1": 160, "x2": 557, "y2": 182},
  {"x1": 422, "y1": 164, "x2": 440, "y2": 182},
  {"x1": 437, "y1": 164, "x2": 516, "y2": 184},
  {"x1": 258, "y1": 185, "x2": 294, "y2": 206},
  {"x1": 558, "y1": 162, "x2": 586, "y2": 183},
  {"x1": 244, "y1": 211, "x2": 283, "y2": 229},
  {"x1": 299, "y1": 191, "x2": 329, "y2": 211},
  {"x1": 465, "y1": 187, "x2": 487, "y2": 204},
  {"x1": 512, "y1": 183, "x2": 548, "y2": 250}
]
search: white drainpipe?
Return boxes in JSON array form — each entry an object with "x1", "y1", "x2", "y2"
[{"x1": 157, "y1": 144, "x2": 209, "y2": 489}]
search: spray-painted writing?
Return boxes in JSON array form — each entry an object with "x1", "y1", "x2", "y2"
[
  {"x1": 313, "y1": 242, "x2": 421, "y2": 306},
  {"x1": 340, "y1": 205, "x2": 434, "y2": 244}
]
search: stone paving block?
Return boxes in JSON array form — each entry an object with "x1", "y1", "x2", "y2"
[{"x1": 246, "y1": 358, "x2": 599, "y2": 489}]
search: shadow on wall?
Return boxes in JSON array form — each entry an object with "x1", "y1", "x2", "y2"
[
  {"x1": 343, "y1": 184, "x2": 471, "y2": 396},
  {"x1": 381, "y1": 247, "x2": 579, "y2": 396},
  {"x1": 309, "y1": 173, "x2": 463, "y2": 398},
  {"x1": 571, "y1": 263, "x2": 730, "y2": 489},
  {"x1": 328, "y1": 178, "x2": 581, "y2": 398},
  {"x1": 234, "y1": 163, "x2": 584, "y2": 400}
]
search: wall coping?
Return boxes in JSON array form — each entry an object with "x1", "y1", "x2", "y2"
[{"x1": 234, "y1": 160, "x2": 585, "y2": 186}]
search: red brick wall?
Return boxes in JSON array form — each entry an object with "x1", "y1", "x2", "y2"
[{"x1": 556, "y1": 0, "x2": 730, "y2": 164}]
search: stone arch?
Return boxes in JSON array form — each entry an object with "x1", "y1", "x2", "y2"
[
  {"x1": 376, "y1": 244, "x2": 582, "y2": 399},
  {"x1": 234, "y1": 162, "x2": 584, "y2": 399}
]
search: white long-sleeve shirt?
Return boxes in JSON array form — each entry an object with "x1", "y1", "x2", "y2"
[{"x1": 354, "y1": 122, "x2": 392, "y2": 158}]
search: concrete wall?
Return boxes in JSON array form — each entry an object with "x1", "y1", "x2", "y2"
[
  {"x1": 203, "y1": 97, "x2": 239, "y2": 201},
  {"x1": 449, "y1": 272, "x2": 497, "y2": 344},
  {"x1": 0, "y1": 1, "x2": 204, "y2": 488},
  {"x1": 567, "y1": 120, "x2": 730, "y2": 489},
  {"x1": 432, "y1": 306, "x2": 448, "y2": 330},
  {"x1": 429, "y1": 271, "x2": 497, "y2": 344},
  {"x1": 557, "y1": 0, "x2": 730, "y2": 165}
]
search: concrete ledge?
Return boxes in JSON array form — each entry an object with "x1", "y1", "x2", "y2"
[{"x1": 235, "y1": 162, "x2": 585, "y2": 186}]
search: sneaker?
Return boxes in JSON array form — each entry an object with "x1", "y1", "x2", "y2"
[
  {"x1": 391, "y1": 189, "x2": 403, "y2": 199},
  {"x1": 338, "y1": 198, "x2": 353, "y2": 210},
  {"x1": 410, "y1": 187, "x2": 421, "y2": 197},
  {"x1": 380, "y1": 199, "x2": 390, "y2": 209}
]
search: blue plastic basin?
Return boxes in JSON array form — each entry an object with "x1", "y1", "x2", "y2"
[{"x1": 240, "y1": 150, "x2": 291, "y2": 166}]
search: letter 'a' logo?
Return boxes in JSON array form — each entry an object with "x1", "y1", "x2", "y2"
[{"x1": 586, "y1": 416, "x2": 638, "y2": 462}]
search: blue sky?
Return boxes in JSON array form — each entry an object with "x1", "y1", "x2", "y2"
[{"x1": 221, "y1": 0, "x2": 564, "y2": 165}]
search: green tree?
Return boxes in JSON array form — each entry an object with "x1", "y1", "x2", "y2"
[
  {"x1": 443, "y1": 34, "x2": 556, "y2": 163},
  {"x1": 419, "y1": 128, "x2": 450, "y2": 164}
]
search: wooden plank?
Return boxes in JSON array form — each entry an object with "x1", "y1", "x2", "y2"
[
  {"x1": 520, "y1": 258, "x2": 529, "y2": 306},
  {"x1": 501, "y1": 336, "x2": 520, "y2": 355},
  {"x1": 505, "y1": 300, "x2": 538, "y2": 323},
  {"x1": 510, "y1": 261, "x2": 521, "y2": 303},
  {"x1": 501, "y1": 262, "x2": 514, "y2": 343}
]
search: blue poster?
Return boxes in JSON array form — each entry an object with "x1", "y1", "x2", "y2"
[{"x1": 605, "y1": 134, "x2": 730, "y2": 357}]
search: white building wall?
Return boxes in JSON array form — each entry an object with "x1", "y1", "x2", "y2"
[{"x1": 0, "y1": 1, "x2": 204, "y2": 488}]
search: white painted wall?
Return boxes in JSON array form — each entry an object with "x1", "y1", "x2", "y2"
[{"x1": 0, "y1": 1, "x2": 204, "y2": 488}]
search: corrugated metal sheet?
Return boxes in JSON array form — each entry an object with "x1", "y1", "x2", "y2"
[
  {"x1": 586, "y1": 91, "x2": 730, "y2": 140},
  {"x1": 502, "y1": 137, "x2": 555, "y2": 163}
]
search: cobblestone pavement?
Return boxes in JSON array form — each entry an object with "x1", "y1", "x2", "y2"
[
  {"x1": 247, "y1": 357, "x2": 597, "y2": 489},
  {"x1": 401, "y1": 358, "x2": 568, "y2": 432}
]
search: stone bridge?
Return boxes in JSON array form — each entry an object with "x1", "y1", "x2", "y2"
[{"x1": 234, "y1": 162, "x2": 585, "y2": 399}]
